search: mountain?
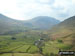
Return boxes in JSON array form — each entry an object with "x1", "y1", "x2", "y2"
[
  {"x1": 48, "y1": 16, "x2": 75, "y2": 38},
  {"x1": 47, "y1": 16, "x2": 75, "y2": 50},
  {"x1": 23, "y1": 16, "x2": 60, "y2": 30},
  {"x1": 0, "y1": 14, "x2": 26, "y2": 34},
  {"x1": 0, "y1": 14, "x2": 60, "y2": 34}
]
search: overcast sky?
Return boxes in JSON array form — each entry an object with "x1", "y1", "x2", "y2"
[{"x1": 0, "y1": 0, "x2": 75, "y2": 21}]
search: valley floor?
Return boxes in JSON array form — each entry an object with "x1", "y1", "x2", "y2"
[{"x1": 0, "y1": 33, "x2": 75, "y2": 56}]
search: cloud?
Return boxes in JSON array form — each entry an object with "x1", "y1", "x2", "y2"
[
  {"x1": 37, "y1": 0, "x2": 55, "y2": 4},
  {"x1": 72, "y1": 0, "x2": 75, "y2": 3},
  {"x1": 0, "y1": 0, "x2": 75, "y2": 21},
  {"x1": 49, "y1": 0, "x2": 75, "y2": 20}
]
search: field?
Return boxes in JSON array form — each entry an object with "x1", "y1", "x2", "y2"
[
  {"x1": 0, "y1": 32, "x2": 41, "y2": 56},
  {"x1": 0, "y1": 53, "x2": 43, "y2": 56},
  {"x1": 0, "y1": 32, "x2": 75, "y2": 56},
  {"x1": 42, "y1": 34, "x2": 75, "y2": 56}
]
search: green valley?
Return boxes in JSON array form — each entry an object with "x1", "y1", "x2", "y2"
[{"x1": 0, "y1": 14, "x2": 75, "y2": 56}]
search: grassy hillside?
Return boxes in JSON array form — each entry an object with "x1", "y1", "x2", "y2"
[
  {"x1": 0, "y1": 14, "x2": 27, "y2": 34},
  {"x1": 48, "y1": 16, "x2": 75, "y2": 38},
  {"x1": 47, "y1": 16, "x2": 75, "y2": 51}
]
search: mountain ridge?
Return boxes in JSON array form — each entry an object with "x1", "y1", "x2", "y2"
[
  {"x1": 0, "y1": 14, "x2": 60, "y2": 34},
  {"x1": 47, "y1": 16, "x2": 75, "y2": 45},
  {"x1": 23, "y1": 16, "x2": 60, "y2": 30},
  {"x1": 0, "y1": 14, "x2": 26, "y2": 34}
]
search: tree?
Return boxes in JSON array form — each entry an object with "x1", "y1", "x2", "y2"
[
  {"x1": 11, "y1": 37, "x2": 16, "y2": 40},
  {"x1": 57, "y1": 40, "x2": 63, "y2": 43}
]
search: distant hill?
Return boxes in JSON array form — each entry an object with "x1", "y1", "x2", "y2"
[
  {"x1": 0, "y1": 14, "x2": 60, "y2": 34},
  {"x1": 23, "y1": 16, "x2": 60, "y2": 30},
  {"x1": 0, "y1": 14, "x2": 26, "y2": 34}
]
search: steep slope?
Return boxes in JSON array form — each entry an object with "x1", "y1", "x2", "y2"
[
  {"x1": 0, "y1": 14, "x2": 26, "y2": 34},
  {"x1": 47, "y1": 16, "x2": 75, "y2": 50},
  {"x1": 48, "y1": 16, "x2": 75, "y2": 38},
  {"x1": 23, "y1": 16, "x2": 60, "y2": 30}
]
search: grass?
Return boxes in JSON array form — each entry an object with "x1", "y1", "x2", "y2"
[
  {"x1": 0, "y1": 33, "x2": 41, "y2": 56},
  {"x1": 0, "y1": 53, "x2": 12, "y2": 56},
  {"x1": 13, "y1": 45, "x2": 30, "y2": 52},
  {"x1": 43, "y1": 41, "x2": 59, "y2": 56},
  {"x1": 0, "y1": 32, "x2": 74, "y2": 56},
  {"x1": 0, "y1": 53, "x2": 43, "y2": 56},
  {"x1": 28, "y1": 45, "x2": 39, "y2": 53},
  {"x1": 42, "y1": 37, "x2": 74, "y2": 56}
]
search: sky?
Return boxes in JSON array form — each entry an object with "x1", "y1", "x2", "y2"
[{"x1": 0, "y1": 0, "x2": 75, "y2": 21}]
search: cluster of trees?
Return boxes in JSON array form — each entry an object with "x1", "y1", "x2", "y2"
[
  {"x1": 57, "y1": 40, "x2": 63, "y2": 43},
  {"x1": 11, "y1": 37, "x2": 16, "y2": 40}
]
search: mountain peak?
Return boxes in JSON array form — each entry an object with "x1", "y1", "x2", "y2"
[
  {"x1": 32, "y1": 16, "x2": 59, "y2": 21},
  {"x1": 25, "y1": 16, "x2": 60, "y2": 30},
  {"x1": 31, "y1": 16, "x2": 60, "y2": 22}
]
